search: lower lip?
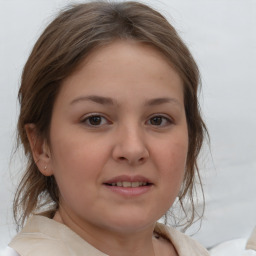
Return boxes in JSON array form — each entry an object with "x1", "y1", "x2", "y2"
[{"x1": 104, "y1": 184, "x2": 153, "y2": 197}]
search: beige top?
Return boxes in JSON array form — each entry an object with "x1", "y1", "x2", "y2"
[
  {"x1": 246, "y1": 227, "x2": 256, "y2": 251},
  {"x1": 9, "y1": 215, "x2": 209, "y2": 256}
]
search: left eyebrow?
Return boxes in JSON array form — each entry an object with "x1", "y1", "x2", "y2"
[{"x1": 145, "y1": 97, "x2": 181, "y2": 107}]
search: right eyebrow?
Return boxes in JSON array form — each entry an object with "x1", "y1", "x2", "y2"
[{"x1": 70, "y1": 95, "x2": 115, "y2": 106}]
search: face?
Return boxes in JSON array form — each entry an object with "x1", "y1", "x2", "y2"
[{"x1": 47, "y1": 40, "x2": 188, "y2": 234}]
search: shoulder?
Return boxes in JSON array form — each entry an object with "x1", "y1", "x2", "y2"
[
  {"x1": 246, "y1": 227, "x2": 256, "y2": 251},
  {"x1": 9, "y1": 234, "x2": 69, "y2": 256},
  {"x1": 0, "y1": 247, "x2": 20, "y2": 256},
  {"x1": 155, "y1": 223, "x2": 210, "y2": 256},
  {"x1": 209, "y1": 238, "x2": 256, "y2": 256},
  {"x1": 8, "y1": 216, "x2": 73, "y2": 256},
  {"x1": 8, "y1": 215, "x2": 107, "y2": 256}
]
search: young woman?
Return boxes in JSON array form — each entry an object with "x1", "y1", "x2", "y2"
[{"x1": 7, "y1": 1, "x2": 209, "y2": 255}]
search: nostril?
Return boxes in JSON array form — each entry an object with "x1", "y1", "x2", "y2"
[{"x1": 138, "y1": 157, "x2": 145, "y2": 163}]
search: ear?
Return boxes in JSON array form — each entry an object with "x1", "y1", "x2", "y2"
[{"x1": 25, "y1": 123, "x2": 53, "y2": 176}]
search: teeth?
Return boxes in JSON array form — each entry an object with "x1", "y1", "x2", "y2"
[
  {"x1": 132, "y1": 182, "x2": 139, "y2": 187},
  {"x1": 109, "y1": 181, "x2": 148, "y2": 187},
  {"x1": 117, "y1": 182, "x2": 122, "y2": 187},
  {"x1": 123, "y1": 181, "x2": 131, "y2": 187}
]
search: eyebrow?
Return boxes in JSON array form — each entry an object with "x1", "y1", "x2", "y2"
[
  {"x1": 145, "y1": 97, "x2": 181, "y2": 107},
  {"x1": 70, "y1": 95, "x2": 181, "y2": 107},
  {"x1": 70, "y1": 95, "x2": 114, "y2": 105}
]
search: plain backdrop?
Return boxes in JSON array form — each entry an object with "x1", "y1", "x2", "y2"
[{"x1": 0, "y1": 0, "x2": 255, "y2": 251}]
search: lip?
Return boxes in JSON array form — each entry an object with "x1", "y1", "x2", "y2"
[
  {"x1": 104, "y1": 175, "x2": 152, "y2": 184},
  {"x1": 103, "y1": 175, "x2": 153, "y2": 197}
]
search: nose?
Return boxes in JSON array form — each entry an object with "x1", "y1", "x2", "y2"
[{"x1": 112, "y1": 125, "x2": 149, "y2": 166}]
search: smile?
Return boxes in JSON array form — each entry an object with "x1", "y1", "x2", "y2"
[
  {"x1": 106, "y1": 181, "x2": 150, "y2": 187},
  {"x1": 103, "y1": 175, "x2": 153, "y2": 196}
]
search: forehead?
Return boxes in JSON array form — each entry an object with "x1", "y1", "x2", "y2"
[
  {"x1": 57, "y1": 39, "x2": 184, "y2": 105},
  {"x1": 81, "y1": 39, "x2": 180, "y2": 78}
]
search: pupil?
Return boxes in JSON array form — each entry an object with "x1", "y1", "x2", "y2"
[
  {"x1": 151, "y1": 117, "x2": 162, "y2": 125},
  {"x1": 89, "y1": 116, "x2": 101, "y2": 125}
]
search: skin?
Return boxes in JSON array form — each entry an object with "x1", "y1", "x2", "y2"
[{"x1": 28, "y1": 40, "x2": 188, "y2": 256}]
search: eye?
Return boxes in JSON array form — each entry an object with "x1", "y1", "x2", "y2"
[
  {"x1": 81, "y1": 114, "x2": 109, "y2": 127},
  {"x1": 147, "y1": 115, "x2": 173, "y2": 127}
]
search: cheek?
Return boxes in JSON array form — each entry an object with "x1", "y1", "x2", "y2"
[
  {"x1": 49, "y1": 134, "x2": 109, "y2": 195},
  {"x1": 50, "y1": 128, "x2": 106, "y2": 168},
  {"x1": 153, "y1": 132, "x2": 188, "y2": 188},
  {"x1": 144, "y1": 134, "x2": 188, "y2": 216}
]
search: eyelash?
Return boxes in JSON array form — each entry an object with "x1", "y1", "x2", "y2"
[
  {"x1": 81, "y1": 114, "x2": 110, "y2": 127},
  {"x1": 80, "y1": 114, "x2": 173, "y2": 128},
  {"x1": 146, "y1": 115, "x2": 173, "y2": 127}
]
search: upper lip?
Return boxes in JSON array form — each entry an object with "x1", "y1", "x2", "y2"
[{"x1": 104, "y1": 175, "x2": 153, "y2": 184}]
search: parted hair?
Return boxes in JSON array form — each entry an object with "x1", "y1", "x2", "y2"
[{"x1": 14, "y1": 0, "x2": 208, "y2": 230}]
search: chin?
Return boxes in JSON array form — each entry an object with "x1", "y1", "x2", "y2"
[{"x1": 100, "y1": 210, "x2": 160, "y2": 233}]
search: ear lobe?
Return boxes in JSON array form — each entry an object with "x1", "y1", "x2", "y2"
[{"x1": 25, "y1": 124, "x2": 53, "y2": 176}]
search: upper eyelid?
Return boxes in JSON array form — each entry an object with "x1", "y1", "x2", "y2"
[
  {"x1": 80, "y1": 113, "x2": 112, "y2": 126},
  {"x1": 80, "y1": 113, "x2": 111, "y2": 123},
  {"x1": 81, "y1": 113, "x2": 109, "y2": 120},
  {"x1": 144, "y1": 115, "x2": 174, "y2": 128},
  {"x1": 147, "y1": 113, "x2": 174, "y2": 122},
  {"x1": 79, "y1": 112, "x2": 174, "y2": 123}
]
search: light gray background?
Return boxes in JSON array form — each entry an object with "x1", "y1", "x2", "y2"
[{"x1": 0, "y1": 0, "x2": 255, "y2": 252}]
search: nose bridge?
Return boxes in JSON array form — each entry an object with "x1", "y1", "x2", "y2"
[{"x1": 112, "y1": 122, "x2": 149, "y2": 165}]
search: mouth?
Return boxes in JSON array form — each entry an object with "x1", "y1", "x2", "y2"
[
  {"x1": 103, "y1": 175, "x2": 153, "y2": 196},
  {"x1": 104, "y1": 181, "x2": 152, "y2": 188}
]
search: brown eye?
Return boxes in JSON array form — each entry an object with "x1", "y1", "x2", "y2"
[
  {"x1": 150, "y1": 116, "x2": 163, "y2": 125},
  {"x1": 147, "y1": 115, "x2": 172, "y2": 127},
  {"x1": 88, "y1": 116, "x2": 102, "y2": 125},
  {"x1": 82, "y1": 115, "x2": 109, "y2": 127}
]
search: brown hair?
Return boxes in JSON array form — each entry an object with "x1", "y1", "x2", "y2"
[{"x1": 14, "y1": 1, "x2": 208, "y2": 230}]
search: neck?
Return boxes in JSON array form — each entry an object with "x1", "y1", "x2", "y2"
[
  {"x1": 54, "y1": 210, "x2": 157, "y2": 256},
  {"x1": 96, "y1": 232, "x2": 156, "y2": 256}
]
